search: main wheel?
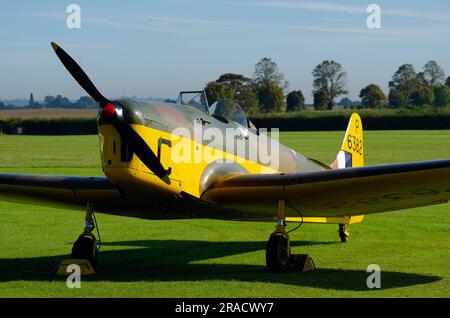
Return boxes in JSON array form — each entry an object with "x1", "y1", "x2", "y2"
[
  {"x1": 71, "y1": 235, "x2": 98, "y2": 266},
  {"x1": 266, "y1": 234, "x2": 290, "y2": 272}
]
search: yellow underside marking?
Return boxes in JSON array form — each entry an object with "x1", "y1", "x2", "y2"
[{"x1": 286, "y1": 215, "x2": 365, "y2": 224}]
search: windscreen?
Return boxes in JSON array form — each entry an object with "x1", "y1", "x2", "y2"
[
  {"x1": 176, "y1": 91, "x2": 209, "y2": 113},
  {"x1": 210, "y1": 100, "x2": 248, "y2": 128}
]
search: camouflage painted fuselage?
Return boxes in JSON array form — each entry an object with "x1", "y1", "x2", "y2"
[{"x1": 98, "y1": 99, "x2": 324, "y2": 210}]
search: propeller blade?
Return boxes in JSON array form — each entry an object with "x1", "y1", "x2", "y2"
[
  {"x1": 51, "y1": 42, "x2": 169, "y2": 180},
  {"x1": 50, "y1": 42, "x2": 107, "y2": 104},
  {"x1": 113, "y1": 117, "x2": 170, "y2": 179}
]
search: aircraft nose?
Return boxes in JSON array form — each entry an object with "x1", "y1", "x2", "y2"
[
  {"x1": 98, "y1": 99, "x2": 145, "y2": 126},
  {"x1": 118, "y1": 100, "x2": 146, "y2": 125}
]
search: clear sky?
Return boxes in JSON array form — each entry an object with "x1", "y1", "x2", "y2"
[{"x1": 1, "y1": 0, "x2": 449, "y2": 103}]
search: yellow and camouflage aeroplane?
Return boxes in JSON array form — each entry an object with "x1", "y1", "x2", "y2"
[{"x1": 1, "y1": 42, "x2": 450, "y2": 272}]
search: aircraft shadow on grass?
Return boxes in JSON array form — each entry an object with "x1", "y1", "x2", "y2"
[{"x1": 0, "y1": 239, "x2": 441, "y2": 291}]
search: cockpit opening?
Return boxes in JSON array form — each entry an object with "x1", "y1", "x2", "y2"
[
  {"x1": 176, "y1": 91, "x2": 210, "y2": 114},
  {"x1": 209, "y1": 100, "x2": 248, "y2": 128},
  {"x1": 175, "y1": 90, "x2": 251, "y2": 129}
]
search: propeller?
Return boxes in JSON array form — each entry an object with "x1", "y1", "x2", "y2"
[{"x1": 50, "y1": 42, "x2": 170, "y2": 179}]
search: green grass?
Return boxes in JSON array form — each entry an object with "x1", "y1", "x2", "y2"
[{"x1": 0, "y1": 131, "x2": 449, "y2": 297}]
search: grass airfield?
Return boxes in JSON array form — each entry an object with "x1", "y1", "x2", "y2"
[{"x1": 0, "y1": 131, "x2": 449, "y2": 297}]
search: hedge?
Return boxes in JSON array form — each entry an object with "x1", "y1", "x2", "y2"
[
  {"x1": 250, "y1": 108, "x2": 450, "y2": 131},
  {"x1": 250, "y1": 113, "x2": 450, "y2": 131}
]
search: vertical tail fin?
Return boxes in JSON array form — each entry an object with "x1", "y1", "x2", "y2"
[
  {"x1": 331, "y1": 113, "x2": 365, "y2": 226},
  {"x1": 331, "y1": 113, "x2": 364, "y2": 169}
]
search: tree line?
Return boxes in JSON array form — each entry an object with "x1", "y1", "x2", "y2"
[
  {"x1": 0, "y1": 94, "x2": 97, "y2": 109},
  {"x1": 2, "y1": 60, "x2": 449, "y2": 113},
  {"x1": 204, "y1": 58, "x2": 450, "y2": 114}
]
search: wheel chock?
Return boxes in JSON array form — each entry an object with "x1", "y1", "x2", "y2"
[
  {"x1": 289, "y1": 254, "x2": 316, "y2": 272},
  {"x1": 56, "y1": 259, "x2": 96, "y2": 276}
]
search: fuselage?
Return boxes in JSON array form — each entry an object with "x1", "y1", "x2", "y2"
[{"x1": 98, "y1": 99, "x2": 324, "y2": 203}]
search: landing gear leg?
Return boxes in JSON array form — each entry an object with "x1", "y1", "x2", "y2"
[
  {"x1": 266, "y1": 201, "x2": 316, "y2": 273},
  {"x1": 266, "y1": 200, "x2": 290, "y2": 272},
  {"x1": 338, "y1": 223, "x2": 349, "y2": 242},
  {"x1": 71, "y1": 203, "x2": 99, "y2": 267}
]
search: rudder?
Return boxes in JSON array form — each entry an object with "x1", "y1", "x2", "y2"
[
  {"x1": 330, "y1": 113, "x2": 365, "y2": 229},
  {"x1": 331, "y1": 113, "x2": 364, "y2": 169}
]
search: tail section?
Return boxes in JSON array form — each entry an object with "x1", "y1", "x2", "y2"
[
  {"x1": 330, "y1": 113, "x2": 364, "y2": 227},
  {"x1": 301, "y1": 114, "x2": 364, "y2": 227},
  {"x1": 331, "y1": 113, "x2": 364, "y2": 169}
]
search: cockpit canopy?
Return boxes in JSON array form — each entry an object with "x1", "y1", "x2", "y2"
[
  {"x1": 176, "y1": 90, "x2": 249, "y2": 128},
  {"x1": 176, "y1": 91, "x2": 209, "y2": 114},
  {"x1": 209, "y1": 100, "x2": 248, "y2": 128}
]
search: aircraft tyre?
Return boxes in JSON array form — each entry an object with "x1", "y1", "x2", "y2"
[
  {"x1": 266, "y1": 233, "x2": 290, "y2": 272},
  {"x1": 338, "y1": 224, "x2": 349, "y2": 243},
  {"x1": 72, "y1": 234, "x2": 98, "y2": 267}
]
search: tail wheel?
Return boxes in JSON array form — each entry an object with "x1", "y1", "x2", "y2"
[
  {"x1": 266, "y1": 234, "x2": 290, "y2": 273},
  {"x1": 338, "y1": 224, "x2": 349, "y2": 243},
  {"x1": 340, "y1": 233, "x2": 349, "y2": 243},
  {"x1": 72, "y1": 234, "x2": 98, "y2": 266}
]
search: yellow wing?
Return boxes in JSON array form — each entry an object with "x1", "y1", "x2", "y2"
[{"x1": 201, "y1": 159, "x2": 450, "y2": 219}]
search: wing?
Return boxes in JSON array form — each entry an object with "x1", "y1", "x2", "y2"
[
  {"x1": 200, "y1": 159, "x2": 450, "y2": 219},
  {"x1": 0, "y1": 173, "x2": 236, "y2": 220},
  {"x1": 0, "y1": 173, "x2": 121, "y2": 209}
]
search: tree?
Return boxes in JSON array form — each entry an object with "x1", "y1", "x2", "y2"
[
  {"x1": 313, "y1": 90, "x2": 330, "y2": 110},
  {"x1": 388, "y1": 64, "x2": 417, "y2": 107},
  {"x1": 217, "y1": 73, "x2": 251, "y2": 88},
  {"x1": 253, "y1": 57, "x2": 286, "y2": 87},
  {"x1": 423, "y1": 61, "x2": 445, "y2": 87},
  {"x1": 312, "y1": 60, "x2": 348, "y2": 109},
  {"x1": 43, "y1": 95, "x2": 72, "y2": 108},
  {"x1": 256, "y1": 81, "x2": 285, "y2": 113},
  {"x1": 446, "y1": 76, "x2": 450, "y2": 88},
  {"x1": 0, "y1": 102, "x2": 5, "y2": 109},
  {"x1": 253, "y1": 58, "x2": 288, "y2": 112},
  {"x1": 388, "y1": 88, "x2": 407, "y2": 108},
  {"x1": 216, "y1": 73, "x2": 258, "y2": 113},
  {"x1": 339, "y1": 97, "x2": 353, "y2": 108},
  {"x1": 286, "y1": 90, "x2": 305, "y2": 112},
  {"x1": 204, "y1": 81, "x2": 235, "y2": 106},
  {"x1": 408, "y1": 70, "x2": 436, "y2": 106},
  {"x1": 236, "y1": 85, "x2": 259, "y2": 114},
  {"x1": 359, "y1": 84, "x2": 387, "y2": 108},
  {"x1": 43, "y1": 95, "x2": 55, "y2": 105},
  {"x1": 204, "y1": 73, "x2": 259, "y2": 114},
  {"x1": 28, "y1": 93, "x2": 34, "y2": 108},
  {"x1": 390, "y1": 64, "x2": 417, "y2": 87},
  {"x1": 433, "y1": 85, "x2": 450, "y2": 107},
  {"x1": 410, "y1": 85, "x2": 434, "y2": 107},
  {"x1": 416, "y1": 72, "x2": 429, "y2": 86},
  {"x1": 73, "y1": 96, "x2": 97, "y2": 108}
]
